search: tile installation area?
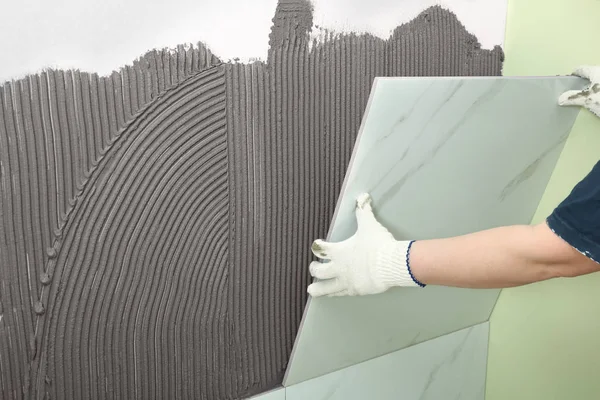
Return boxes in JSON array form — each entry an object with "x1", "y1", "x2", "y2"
[
  {"x1": 284, "y1": 75, "x2": 582, "y2": 387},
  {"x1": 1, "y1": 0, "x2": 599, "y2": 399}
]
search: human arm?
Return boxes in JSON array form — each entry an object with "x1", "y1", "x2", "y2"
[
  {"x1": 307, "y1": 66, "x2": 600, "y2": 297},
  {"x1": 307, "y1": 194, "x2": 600, "y2": 297},
  {"x1": 409, "y1": 222, "x2": 598, "y2": 289}
]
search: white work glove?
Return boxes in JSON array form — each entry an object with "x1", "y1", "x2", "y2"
[
  {"x1": 307, "y1": 193, "x2": 425, "y2": 297},
  {"x1": 558, "y1": 66, "x2": 600, "y2": 117}
]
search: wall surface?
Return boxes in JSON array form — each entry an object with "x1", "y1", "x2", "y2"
[
  {"x1": 0, "y1": 1, "x2": 505, "y2": 399},
  {"x1": 486, "y1": 0, "x2": 600, "y2": 399},
  {"x1": 0, "y1": 0, "x2": 507, "y2": 82}
]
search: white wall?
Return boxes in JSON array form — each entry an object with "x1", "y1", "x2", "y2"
[{"x1": 0, "y1": 0, "x2": 507, "y2": 82}]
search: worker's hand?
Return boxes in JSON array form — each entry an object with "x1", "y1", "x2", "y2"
[
  {"x1": 558, "y1": 66, "x2": 600, "y2": 117},
  {"x1": 307, "y1": 193, "x2": 424, "y2": 297}
]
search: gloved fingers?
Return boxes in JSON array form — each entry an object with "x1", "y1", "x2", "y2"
[
  {"x1": 327, "y1": 290, "x2": 349, "y2": 297},
  {"x1": 309, "y1": 261, "x2": 341, "y2": 279},
  {"x1": 355, "y1": 192, "x2": 377, "y2": 228},
  {"x1": 355, "y1": 193, "x2": 392, "y2": 236},
  {"x1": 311, "y1": 239, "x2": 341, "y2": 260},
  {"x1": 573, "y1": 65, "x2": 600, "y2": 82},
  {"x1": 356, "y1": 192, "x2": 373, "y2": 211},
  {"x1": 307, "y1": 278, "x2": 345, "y2": 297},
  {"x1": 558, "y1": 89, "x2": 589, "y2": 106}
]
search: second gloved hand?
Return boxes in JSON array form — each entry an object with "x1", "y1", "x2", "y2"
[
  {"x1": 307, "y1": 193, "x2": 425, "y2": 297},
  {"x1": 559, "y1": 66, "x2": 600, "y2": 117}
]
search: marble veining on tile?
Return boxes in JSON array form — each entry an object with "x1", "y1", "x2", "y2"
[
  {"x1": 284, "y1": 76, "x2": 584, "y2": 386},
  {"x1": 286, "y1": 322, "x2": 489, "y2": 400}
]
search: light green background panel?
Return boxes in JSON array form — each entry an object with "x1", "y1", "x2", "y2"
[
  {"x1": 284, "y1": 76, "x2": 584, "y2": 386},
  {"x1": 486, "y1": 0, "x2": 600, "y2": 399},
  {"x1": 286, "y1": 322, "x2": 489, "y2": 400}
]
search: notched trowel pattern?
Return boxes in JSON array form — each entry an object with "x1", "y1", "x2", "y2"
[{"x1": 0, "y1": 1, "x2": 503, "y2": 399}]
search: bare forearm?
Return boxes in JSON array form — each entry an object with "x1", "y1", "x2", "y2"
[
  {"x1": 409, "y1": 223, "x2": 599, "y2": 288},
  {"x1": 308, "y1": 194, "x2": 600, "y2": 297}
]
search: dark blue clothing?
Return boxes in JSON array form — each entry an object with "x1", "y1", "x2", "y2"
[{"x1": 547, "y1": 161, "x2": 600, "y2": 264}]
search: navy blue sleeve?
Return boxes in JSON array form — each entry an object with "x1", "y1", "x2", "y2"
[{"x1": 546, "y1": 160, "x2": 600, "y2": 264}]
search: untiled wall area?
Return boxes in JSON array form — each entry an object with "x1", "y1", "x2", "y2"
[{"x1": 486, "y1": 0, "x2": 600, "y2": 399}]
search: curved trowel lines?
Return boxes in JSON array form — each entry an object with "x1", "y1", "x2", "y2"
[
  {"x1": 38, "y1": 67, "x2": 229, "y2": 399},
  {"x1": 0, "y1": 44, "x2": 221, "y2": 399},
  {"x1": 0, "y1": 1, "x2": 502, "y2": 398}
]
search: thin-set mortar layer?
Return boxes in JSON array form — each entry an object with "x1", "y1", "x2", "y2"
[{"x1": 0, "y1": 1, "x2": 502, "y2": 398}]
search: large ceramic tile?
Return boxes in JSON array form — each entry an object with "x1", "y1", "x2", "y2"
[
  {"x1": 286, "y1": 322, "x2": 489, "y2": 400},
  {"x1": 284, "y1": 76, "x2": 584, "y2": 385},
  {"x1": 246, "y1": 387, "x2": 286, "y2": 400}
]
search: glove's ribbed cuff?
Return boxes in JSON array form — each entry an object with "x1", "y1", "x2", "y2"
[{"x1": 377, "y1": 240, "x2": 426, "y2": 288}]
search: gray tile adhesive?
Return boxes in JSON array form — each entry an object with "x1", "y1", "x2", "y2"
[{"x1": 0, "y1": 1, "x2": 503, "y2": 399}]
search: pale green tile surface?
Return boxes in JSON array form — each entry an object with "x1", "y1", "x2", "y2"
[
  {"x1": 246, "y1": 387, "x2": 286, "y2": 400},
  {"x1": 486, "y1": 0, "x2": 600, "y2": 399},
  {"x1": 284, "y1": 76, "x2": 584, "y2": 386},
  {"x1": 286, "y1": 322, "x2": 489, "y2": 400}
]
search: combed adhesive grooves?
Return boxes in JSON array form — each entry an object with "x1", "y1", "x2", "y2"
[{"x1": 0, "y1": 2, "x2": 503, "y2": 399}]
